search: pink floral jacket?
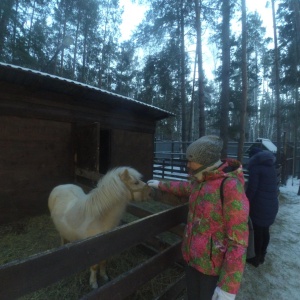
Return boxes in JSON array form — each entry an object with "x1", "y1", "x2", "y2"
[{"x1": 158, "y1": 159, "x2": 249, "y2": 294}]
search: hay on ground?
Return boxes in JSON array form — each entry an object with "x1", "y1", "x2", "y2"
[{"x1": 0, "y1": 207, "x2": 184, "y2": 300}]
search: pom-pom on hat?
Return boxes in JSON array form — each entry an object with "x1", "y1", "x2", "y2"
[{"x1": 186, "y1": 135, "x2": 223, "y2": 167}]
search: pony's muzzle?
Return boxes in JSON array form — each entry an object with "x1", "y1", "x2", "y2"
[{"x1": 143, "y1": 185, "x2": 154, "y2": 200}]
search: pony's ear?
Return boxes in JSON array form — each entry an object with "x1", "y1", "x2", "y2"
[{"x1": 119, "y1": 169, "x2": 130, "y2": 182}]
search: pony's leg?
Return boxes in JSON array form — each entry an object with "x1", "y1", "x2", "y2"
[
  {"x1": 99, "y1": 260, "x2": 109, "y2": 282},
  {"x1": 60, "y1": 236, "x2": 68, "y2": 246},
  {"x1": 89, "y1": 264, "x2": 99, "y2": 289}
]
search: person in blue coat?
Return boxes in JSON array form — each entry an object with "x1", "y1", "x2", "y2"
[{"x1": 245, "y1": 147, "x2": 279, "y2": 267}]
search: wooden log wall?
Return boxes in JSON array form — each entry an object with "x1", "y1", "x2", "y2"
[
  {"x1": 0, "y1": 116, "x2": 154, "y2": 224},
  {"x1": 0, "y1": 116, "x2": 74, "y2": 224},
  {"x1": 111, "y1": 129, "x2": 154, "y2": 180}
]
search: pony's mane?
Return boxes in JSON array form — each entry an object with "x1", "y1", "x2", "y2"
[{"x1": 86, "y1": 167, "x2": 142, "y2": 216}]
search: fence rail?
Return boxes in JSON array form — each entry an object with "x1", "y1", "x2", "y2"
[
  {"x1": 153, "y1": 158, "x2": 282, "y2": 193},
  {"x1": 154, "y1": 158, "x2": 188, "y2": 180},
  {"x1": 153, "y1": 158, "x2": 251, "y2": 181},
  {"x1": 155, "y1": 140, "x2": 300, "y2": 182},
  {"x1": 0, "y1": 204, "x2": 188, "y2": 300}
]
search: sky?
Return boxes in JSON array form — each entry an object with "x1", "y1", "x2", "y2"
[
  {"x1": 119, "y1": 1, "x2": 275, "y2": 40},
  {"x1": 246, "y1": 1, "x2": 274, "y2": 38},
  {"x1": 119, "y1": 1, "x2": 276, "y2": 80},
  {"x1": 119, "y1": 0, "x2": 148, "y2": 41}
]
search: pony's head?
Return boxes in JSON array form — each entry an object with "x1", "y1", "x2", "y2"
[{"x1": 118, "y1": 167, "x2": 153, "y2": 202}]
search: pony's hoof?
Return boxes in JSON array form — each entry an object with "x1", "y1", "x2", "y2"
[
  {"x1": 90, "y1": 281, "x2": 98, "y2": 289},
  {"x1": 98, "y1": 275, "x2": 110, "y2": 285}
]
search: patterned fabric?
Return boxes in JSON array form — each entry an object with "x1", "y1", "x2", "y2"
[{"x1": 158, "y1": 159, "x2": 249, "y2": 294}]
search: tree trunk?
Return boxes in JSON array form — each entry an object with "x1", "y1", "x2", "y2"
[
  {"x1": 190, "y1": 48, "x2": 198, "y2": 141},
  {"x1": 12, "y1": 0, "x2": 20, "y2": 63},
  {"x1": 220, "y1": 0, "x2": 231, "y2": 158},
  {"x1": 72, "y1": 18, "x2": 80, "y2": 80},
  {"x1": 194, "y1": 0, "x2": 205, "y2": 137},
  {"x1": 27, "y1": 0, "x2": 36, "y2": 53},
  {"x1": 272, "y1": 0, "x2": 281, "y2": 164},
  {"x1": 237, "y1": 0, "x2": 247, "y2": 162},
  {"x1": 0, "y1": 0, "x2": 14, "y2": 59},
  {"x1": 291, "y1": 0, "x2": 300, "y2": 178},
  {"x1": 180, "y1": 0, "x2": 187, "y2": 145}
]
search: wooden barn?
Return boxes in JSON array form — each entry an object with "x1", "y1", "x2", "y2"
[{"x1": 0, "y1": 63, "x2": 173, "y2": 225}]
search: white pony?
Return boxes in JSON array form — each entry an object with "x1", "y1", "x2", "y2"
[{"x1": 48, "y1": 166, "x2": 152, "y2": 289}]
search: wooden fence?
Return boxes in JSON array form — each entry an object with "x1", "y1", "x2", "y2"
[
  {"x1": 155, "y1": 139, "x2": 300, "y2": 182},
  {"x1": 0, "y1": 203, "x2": 188, "y2": 300},
  {"x1": 153, "y1": 158, "x2": 188, "y2": 181},
  {"x1": 153, "y1": 158, "x2": 282, "y2": 192},
  {"x1": 0, "y1": 157, "x2": 283, "y2": 300}
]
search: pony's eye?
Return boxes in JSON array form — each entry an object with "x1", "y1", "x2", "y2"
[{"x1": 135, "y1": 181, "x2": 139, "y2": 185}]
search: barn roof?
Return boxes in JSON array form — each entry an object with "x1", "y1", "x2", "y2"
[
  {"x1": 256, "y1": 138, "x2": 277, "y2": 153},
  {"x1": 0, "y1": 63, "x2": 174, "y2": 121},
  {"x1": 245, "y1": 138, "x2": 277, "y2": 154}
]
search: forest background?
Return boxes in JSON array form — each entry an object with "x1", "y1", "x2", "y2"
[{"x1": 0, "y1": 0, "x2": 299, "y2": 161}]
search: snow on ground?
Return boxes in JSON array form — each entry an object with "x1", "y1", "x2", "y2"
[{"x1": 237, "y1": 177, "x2": 300, "y2": 300}]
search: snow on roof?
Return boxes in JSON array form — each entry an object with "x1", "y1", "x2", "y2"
[
  {"x1": 0, "y1": 63, "x2": 174, "y2": 120},
  {"x1": 256, "y1": 138, "x2": 277, "y2": 153}
]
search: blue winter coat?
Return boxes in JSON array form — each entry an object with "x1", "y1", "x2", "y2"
[{"x1": 246, "y1": 150, "x2": 279, "y2": 227}]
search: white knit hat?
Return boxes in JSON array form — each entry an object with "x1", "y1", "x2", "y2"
[{"x1": 186, "y1": 135, "x2": 223, "y2": 167}]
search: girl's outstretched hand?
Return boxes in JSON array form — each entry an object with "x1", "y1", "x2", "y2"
[{"x1": 147, "y1": 180, "x2": 160, "y2": 189}]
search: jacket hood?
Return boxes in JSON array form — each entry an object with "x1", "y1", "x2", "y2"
[
  {"x1": 249, "y1": 147, "x2": 263, "y2": 158},
  {"x1": 193, "y1": 158, "x2": 245, "y2": 185},
  {"x1": 248, "y1": 150, "x2": 276, "y2": 167}
]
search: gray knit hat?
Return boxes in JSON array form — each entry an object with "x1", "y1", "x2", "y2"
[{"x1": 186, "y1": 135, "x2": 223, "y2": 167}]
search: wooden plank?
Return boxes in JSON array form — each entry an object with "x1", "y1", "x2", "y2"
[
  {"x1": 0, "y1": 204, "x2": 188, "y2": 299},
  {"x1": 0, "y1": 115, "x2": 72, "y2": 141},
  {"x1": 75, "y1": 168, "x2": 102, "y2": 182},
  {"x1": 123, "y1": 206, "x2": 172, "y2": 252},
  {"x1": 154, "y1": 274, "x2": 186, "y2": 300},
  {"x1": 0, "y1": 116, "x2": 74, "y2": 222},
  {"x1": 81, "y1": 241, "x2": 183, "y2": 300},
  {"x1": 111, "y1": 130, "x2": 154, "y2": 180},
  {"x1": 125, "y1": 204, "x2": 185, "y2": 254},
  {"x1": 75, "y1": 123, "x2": 100, "y2": 172},
  {"x1": 0, "y1": 96, "x2": 155, "y2": 133},
  {"x1": 151, "y1": 189, "x2": 188, "y2": 207},
  {"x1": 127, "y1": 203, "x2": 185, "y2": 238},
  {"x1": 126, "y1": 203, "x2": 152, "y2": 218}
]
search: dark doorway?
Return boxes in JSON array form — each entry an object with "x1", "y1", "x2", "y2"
[{"x1": 99, "y1": 129, "x2": 111, "y2": 174}]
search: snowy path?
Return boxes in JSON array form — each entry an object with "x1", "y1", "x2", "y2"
[{"x1": 237, "y1": 178, "x2": 300, "y2": 300}]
